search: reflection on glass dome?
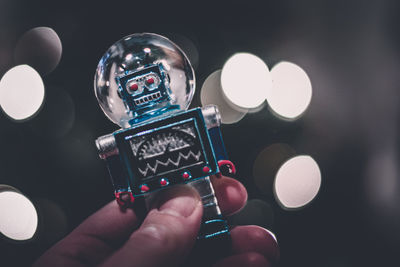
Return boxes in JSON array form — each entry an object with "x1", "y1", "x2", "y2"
[{"x1": 94, "y1": 33, "x2": 195, "y2": 128}]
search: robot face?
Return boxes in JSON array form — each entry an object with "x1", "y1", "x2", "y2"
[{"x1": 116, "y1": 64, "x2": 170, "y2": 112}]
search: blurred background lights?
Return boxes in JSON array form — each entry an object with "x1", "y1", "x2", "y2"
[
  {"x1": 0, "y1": 65, "x2": 45, "y2": 121},
  {"x1": 253, "y1": 144, "x2": 296, "y2": 196},
  {"x1": 274, "y1": 155, "x2": 321, "y2": 210},
  {"x1": 230, "y1": 199, "x2": 274, "y2": 229},
  {"x1": 268, "y1": 61, "x2": 312, "y2": 120},
  {"x1": 365, "y1": 150, "x2": 398, "y2": 207},
  {"x1": 362, "y1": 148, "x2": 400, "y2": 240},
  {"x1": 0, "y1": 189, "x2": 38, "y2": 241},
  {"x1": 221, "y1": 53, "x2": 272, "y2": 110},
  {"x1": 201, "y1": 70, "x2": 247, "y2": 124},
  {"x1": 167, "y1": 33, "x2": 199, "y2": 69},
  {"x1": 34, "y1": 198, "x2": 68, "y2": 246},
  {"x1": 29, "y1": 86, "x2": 75, "y2": 139},
  {"x1": 14, "y1": 27, "x2": 62, "y2": 75}
]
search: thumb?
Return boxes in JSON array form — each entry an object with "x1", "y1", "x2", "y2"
[{"x1": 100, "y1": 185, "x2": 203, "y2": 267}]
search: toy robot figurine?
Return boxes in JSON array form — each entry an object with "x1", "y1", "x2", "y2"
[{"x1": 94, "y1": 33, "x2": 235, "y2": 259}]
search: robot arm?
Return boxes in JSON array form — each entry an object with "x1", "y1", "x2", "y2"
[
  {"x1": 201, "y1": 105, "x2": 236, "y2": 177},
  {"x1": 96, "y1": 134, "x2": 134, "y2": 206}
]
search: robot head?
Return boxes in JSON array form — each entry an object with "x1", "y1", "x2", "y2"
[
  {"x1": 94, "y1": 33, "x2": 195, "y2": 128},
  {"x1": 116, "y1": 63, "x2": 171, "y2": 113}
]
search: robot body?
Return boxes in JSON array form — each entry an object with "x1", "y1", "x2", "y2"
[{"x1": 96, "y1": 106, "x2": 233, "y2": 240}]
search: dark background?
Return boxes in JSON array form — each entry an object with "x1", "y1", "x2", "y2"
[{"x1": 1, "y1": 0, "x2": 400, "y2": 266}]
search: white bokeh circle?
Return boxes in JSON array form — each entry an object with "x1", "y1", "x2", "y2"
[
  {"x1": 221, "y1": 53, "x2": 272, "y2": 110},
  {"x1": 201, "y1": 70, "x2": 247, "y2": 124},
  {"x1": 274, "y1": 155, "x2": 321, "y2": 210},
  {"x1": 269, "y1": 61, "x2": 312, "y2": 120},
  {"x1": 0, "y1": 65, "x2": 45, "y2": 121},
  {"x1": 14, "y1": 27, "x2": 62, "y2": 75},
  {"x1": 0, "y1": 191, "x2": 38, "y2": 240}
]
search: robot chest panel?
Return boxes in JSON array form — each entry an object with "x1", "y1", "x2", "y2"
[{"x1": 114, "y1": 108, "x2": 218, "y2": 195}]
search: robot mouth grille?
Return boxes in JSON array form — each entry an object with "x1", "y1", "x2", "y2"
[{"x1": 134, "y1": 92, "x2": 162, "y2": 105}]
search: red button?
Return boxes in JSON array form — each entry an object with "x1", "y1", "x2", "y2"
[
  {"x1": 146, "y1": 78, "x2": 154, "y2": 84},
  {"x1": 140, "y1": 184, "x2": 149, "y2": 192},
  {"x1": 202, "y1": 166, "x2": 210, "y2": 173},
  {"x1": 130, "y1": 83, "x2": 138, "y2": 91},
  {"x1": 182, "y1": 172, "x2": 190, "y2": 179},
  {"x1": 160, "y1": 178, "x2": 168, "y2": 186}
]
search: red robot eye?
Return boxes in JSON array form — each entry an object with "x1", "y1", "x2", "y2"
[
  {"x1": 146, "y1": 77, "x2": 154, "y2": 84},
  {"x1": 129, "y1": 83, "x2": 138, "y2": 91}
]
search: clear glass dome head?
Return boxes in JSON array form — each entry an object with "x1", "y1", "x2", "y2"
[{"x1": 94, "y1": 33, "x2": 195, "y2": 128}]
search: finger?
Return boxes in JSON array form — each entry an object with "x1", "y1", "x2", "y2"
[
  {"x1": 100, "y1": 185, "x2": 203, "y2": 267},
  {"x1": 211, "y1": 175, "x2": 248, "y2": 216},
  {"x1": 231, "y1": 225, "x2": 279, "y2": 264},
  {"x1": 213, "y1": 252, "x2": 272, "y2": 267},
  {"x1": 34, "y1": 201, "x2": 140, "y2": 267},
  {"x1": 72, "y1": 201, "x2": 140, "y2": 243}
]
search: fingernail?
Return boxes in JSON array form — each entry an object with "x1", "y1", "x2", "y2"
[
  {"x1": 154, "y1": 185, "x2": 201, "y2": 218},
  {"x1": 265, "y1": 229, "x2": 278, "y2": 244},
  {"x1": 265, "y1": 229, "x2": 280, "y2": 263}
]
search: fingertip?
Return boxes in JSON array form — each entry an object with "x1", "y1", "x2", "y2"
[
  {"x1": 212, "y1": 176, "x2": 248, "y2": 216},
  {"x1": 231, "y1": 225, "x2": 280, "y2": 263},
  {"x1": 213, "y1": 252, "x2": 272, "y2": 267},
  {"x1": 151, "y1": 184, "x2": 202, "y2": 218}
]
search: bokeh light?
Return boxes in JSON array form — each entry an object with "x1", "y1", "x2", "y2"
[
  {"x1": 0, "y1": 187, "x2": 38, "y2": 241},
  {"x1": 200, "y1": 70, "x2": 247, "y2": 124},
  {"x1": 29, "y1": 86, "x2": 75, "y2": 139},
  {"x1": 253, "y1": 143, "x2": 296, "y2": 195},
  {"x1": 365, "y1": 151, "x2": 398, "y2": 208},
  {"x1": 274, "y1": 155, "x2": 321, "y2": 210},
  {"x1": 54, "y1": 120, "x2": 102, "y2": 177},
  {"x1": 230, "y1": 199, "x2": 274, "y2": 229},
  {"x1": 268, "y1": 61, "x2": 312, "y2": 120},
  {"x1": 221, "y1": 53, "x2": 272, "y2": 110},
  {"x1": 14, "y1": 27, "x2": 62, "y2": 75},
  {"x1": 0, "y1": 65, "x2": 45, "y2": 121},
  {"x1": 362, "y1": 148, "x2": 400, "y2": 241},
  {"x1": 166, "y1": 33, "x2": 199, "y2": 69},
  {"x1": 34, "y1": 198, "x2": 68, "y2": 245}
]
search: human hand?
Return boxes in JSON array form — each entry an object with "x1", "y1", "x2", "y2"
[{"x1": 34, "y1": 176, "x2": 279, "y2": 267}]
